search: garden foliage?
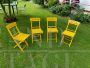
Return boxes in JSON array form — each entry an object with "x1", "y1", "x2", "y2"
[
  {"x1": 70, "y1": 7, "x2": 90, "y2": 24},
  {"x1": 48, "y1": 0, "x2": 58, "y2": 7},
  {"x1": 33, "y1": 0, "x2": 44, "y2": 6},
  {"x1": 49, "y1": 3, "x2": 90, "y2": 24},
  {"x1": 49, "y1": 4, "x2": 72, "y2": 16}
]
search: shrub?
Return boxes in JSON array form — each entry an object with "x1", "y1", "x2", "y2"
[
  {"x1": 70, "y1": 12, "x2": 90, "y2": 24},
  {"x1": 59, "y1": 5, "x2": 72, "y2": 16},
  {"x1": 49, "y1": 4, "x2": 72, "y2": 16},
  {"x1": 33, "y1": 0, "x2": 44, "y2": 6},
  {"x1": 49, "y1": 4, "x2": 62, "y2": 14},
  {"x1": 48, "y1": 0, "x2": 58, "y2": 7},
  {"x1": 70, "y1": 7, "x2": 90, "y2": 24}
]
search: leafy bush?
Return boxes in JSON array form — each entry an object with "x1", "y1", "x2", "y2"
[
  {"x1": 49, "y1": 4, "x2": 72, "y2": 16},
  {"x1": 49, "y1": 4, "x2": 62, "y2": 14},
  {"x1": 48, "y1": 0, "x2": 58, "y2": 7},
  {"x1": 59, "y1": 5, "x2": 72, "y2": 16},
  {"x1": 33, "y1": 0, "x2": 44, "y2": 6},
  {"x1": 70, "y1": 12, "x2": 90, "y2": 24},
  {"x1": 70, "y1": 7, "x2": 90, "y2": 24}
]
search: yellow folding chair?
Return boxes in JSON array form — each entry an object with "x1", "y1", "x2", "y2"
[
  {"x1": 47, "y1": 17, "x2": 58, "y2": 43},
  {"x1": 30, "y1": 18, "x2": 43, "y2": 43},
  {"x1": 6, "y1": 22, "x2": 30, "y2": 52},
  {"x1": 61, "y1": 20, "x2": 80, "y2": 47}
]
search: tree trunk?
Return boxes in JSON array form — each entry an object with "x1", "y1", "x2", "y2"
[{"x1": 8, "y1": 0, "x2": 11, "y2": 16}]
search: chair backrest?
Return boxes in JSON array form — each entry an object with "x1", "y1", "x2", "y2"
[
  {"x1": 30, "y1": 18, "x2": 41, "y2": 29},
  {"x1": 47, "y1": 17, "x2": 57, "y2": 28},
  {"x1": 6, "y1": 22, "x2": 20, "y2": 38},
  {"x1": 66, "y1": 20, "x2": 80, "y2": 32}
]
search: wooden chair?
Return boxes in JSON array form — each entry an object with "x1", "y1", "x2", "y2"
[
  {"x1": 6, "y1": 22, "x2": 30, "y2": 52},
  {"x1": 30, "y1": 18, "x2": 43, "y2": 43},
  {"x1": 61, "y1": 20, "x2": 80, "y2": 47},
  {"x1": 47, "y1": 17, "x2": 58, "y2": 43}
]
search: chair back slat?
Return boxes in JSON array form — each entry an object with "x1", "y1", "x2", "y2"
[
  {"x1": 47, "y1": 17, "x2": 57, "y2": 22},
  {"x1": 47, "y1": 17, "x2": 57, "y2": 28},
  {"x1": 68, "y1": 20, "x2": 80, "y2": 26},
  {"x1": 6, "y1": 22, "x2": 20, "y2": 38},
  {"x1": 30, "y1": 18, "x2": 41, "y2": 32},
  {"x1": 66, "y1": 20, "x2": 80, "y2": 32},
  {"x1": 6, "y1": 22, "x2": 16, "y2": 29},
  {"x1": 30, "y1": 18, "x2": 40, "y2": 22}
]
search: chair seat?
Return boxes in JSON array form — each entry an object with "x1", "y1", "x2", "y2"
[
  {"x1": 48, "y1": 28, "x2": 58, "y2": 33},
  {"x1": 32, "y1": 28, "x2": 43, "y2": 34},
  {"x1": 63, "y1": 30, "x2": 75, "y2": 38},
  {"x1": 14, "y1": 33, "x2": 30, "y2": 42}
]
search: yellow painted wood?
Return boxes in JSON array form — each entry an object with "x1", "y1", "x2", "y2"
[
  {"x1": 63, "y1": 30, "x2": 75, "y2": 38},
  {"x1": 47, "y1": 28, "x2": 58, "y2": 33},
  {"x1": 6, "y1": 22, "x2": 30, "y2": 52},
  {"x1": 14, "y1": 33, "x2": 30, "y2": 42},
  {"x1": 61, "y1": 20, "x2": 80, "y2": 47},
  {"x1": 30, "y1": 18, "x2": 43, "y2": 43},
  {"x1": 47, "y1": 17, "x2": 58, "y2": 43},
  {"x1": 32, "y1": 28, "x2": 43, "y2": 34}
]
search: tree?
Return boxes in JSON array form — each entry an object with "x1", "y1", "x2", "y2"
[{"x1": 8, "y1": 0, "x2": 12, "y2": 16}]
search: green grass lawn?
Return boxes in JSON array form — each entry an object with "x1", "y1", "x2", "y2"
[{"x1": 0, "y1": 1, "x2": 90, "y2": 68}]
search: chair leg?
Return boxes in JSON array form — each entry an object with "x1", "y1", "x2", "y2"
[
  {"x1": 69, "y1": 38, "x2": 73, "y2": 47},
  {"x1": 47, "y1": 33, "x2": 48, "y2": 43},
  {"x1": 14, "y1": 43, "x2": 20, "y2": 48},
  {"x1": 60, "y1": 35, "x2": 64, "y2": 45},
  {"x1": 14, "y1": 44, "x2": 17, "y2": 48},
  {"x1": 40, "y1": 34, "x2": 42, "y2": 43},
  {"x1": 14, "y1": 43, "x2": 24, "y2": 52},
  {"x1": 18, "y1": 45, "x2": 24, "y2": 52},
  {"x1": 32, "y1": 34, "x2": 33, "y2": 43},
  {"x1": 56, "y1": 33, "x2": 57, "y2": 43},
  {"x1": 25, "y1": 41, "x2": 29, "y2": 46}
]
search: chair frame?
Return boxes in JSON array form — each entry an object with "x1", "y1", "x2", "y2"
[
  {"x1": 6, "y1": 22, "x2": 29, "y2": 52},
  {"x1": 47, "y1": 17, "x2": 58, "y2": 43},
  {"x1": 61, "y1": 20, "x2": 80, "y2": 47},
  {"x1": 30, "y1": 18, "x2": 43, "y2": 43}
]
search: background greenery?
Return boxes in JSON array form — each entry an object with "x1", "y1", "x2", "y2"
[
  {"x1": 48, "y1": 0, "x2": 58, "y2": 6},
  {"x1": 0, "y1": 1, "x2": 90, "y2": 68},
  {"x1": 32, "y1": 0, "x2": 44, "y2": 6}
]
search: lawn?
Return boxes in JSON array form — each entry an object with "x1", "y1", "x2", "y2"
[{"x1": 0, "y1": 1, "x2": 90, "y2": 68}]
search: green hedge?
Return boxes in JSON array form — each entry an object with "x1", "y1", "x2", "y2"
[
  {"x1": 49, "y1": 4, "x2": 72, "y2": 16},
  {"x1": 48, "y1": 0, "x2": 58, "y2": 6},
  {"x1": 33, "y1": 0, "x2": 44, "y2": 5},
  {"x1": 70, "y1": 12, "x2": 90, "y2": 24},
  {"x1": 70, "y1": 7, "x2": 90, "y2": 24}
]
